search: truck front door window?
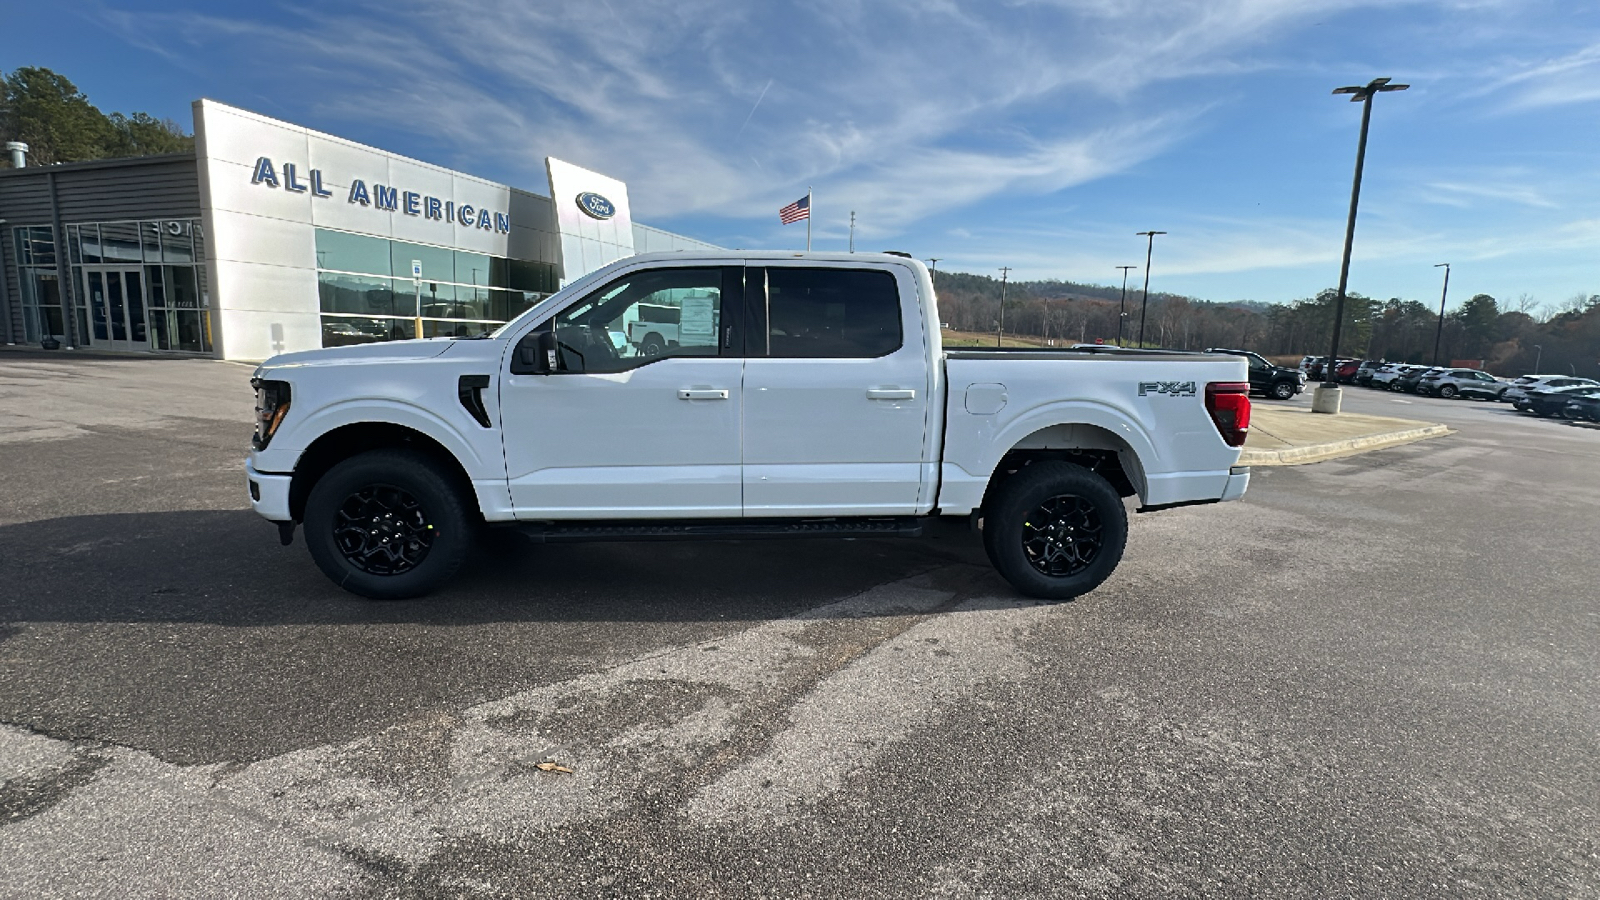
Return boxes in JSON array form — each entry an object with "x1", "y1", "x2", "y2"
[{"x1": 552, "y1": 268, "x2": 725, "y2": 372}]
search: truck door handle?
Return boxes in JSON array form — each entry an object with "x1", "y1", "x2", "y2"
[
  {"x1": 866, "y1": 388, "x2": 916, "y2": 400},
  {"x1": 678, "y1": 389, "x2": 729, "y2": 400}
]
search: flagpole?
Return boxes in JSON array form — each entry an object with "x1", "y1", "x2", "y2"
[{"x1": 806, "y1": 187, "x2": 812, "y2": 252}]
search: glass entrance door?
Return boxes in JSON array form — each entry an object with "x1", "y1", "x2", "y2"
[{"x1": 84, "y1": 268, "x2": 150, "y2": 351}]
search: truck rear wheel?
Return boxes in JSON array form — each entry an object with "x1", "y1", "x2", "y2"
[
  {"x1": 304, "y1": 449, "x2": 472, "y2": 600},
  {"x1": 982, "y1": 461, "x2": 1127, "y2": 601}
]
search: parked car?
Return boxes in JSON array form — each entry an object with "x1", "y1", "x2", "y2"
[
  {"x1": 1394, "y1": 366, "x2": 1443, "y2": 393},
  {"x1": 1417, "y1": 368, "x2": 1505, "y2": 400},
  {"x1": 1367, "y1": 363, "x2": 1406, "y2": 389},
  {"x1": 1562, "y1": 393, "x2": 1600, "y2": 422},
  {"x1": 1502, "y1": 375, "x2": 1598, "y2": 406},
  {"x1": 1299, "y1": 355, "x2": 1317, "y2": 372},
  {"x1": 1521, "y1": 384, "x2": 1600, "y2": 417},
  {"x1": 1353, "y1": 360, "x2": 1386, "y2": 386},
  {"x1": 1205, "y1": 349, "x2": 1306, "y2": 400},
  {"x1": 1305, "y1": 357, "x2": 1358, "y2": 381}
]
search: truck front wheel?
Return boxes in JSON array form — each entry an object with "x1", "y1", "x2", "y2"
[
  {"x1": 982, "y1": 461, "x2": 1128, "y2": 601},
  {"x1": 303, "y1": 449, "x2": 472, "y2": 600}
]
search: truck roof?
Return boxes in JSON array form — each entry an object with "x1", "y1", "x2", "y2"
[{"x1": 623, "y1": 250, "x2": 925, "y2": 267}]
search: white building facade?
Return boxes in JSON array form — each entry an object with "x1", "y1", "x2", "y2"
[{"x1": 0, "y1": 99, "x2": 716, "y2": 360}]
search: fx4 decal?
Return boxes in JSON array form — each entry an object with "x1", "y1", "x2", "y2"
[{"x1": 1138, "y1": 381, "x2": 1197, "y2": 397}]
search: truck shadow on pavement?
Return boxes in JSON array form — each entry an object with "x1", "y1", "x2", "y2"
[
  {"x1": 0, "y1": 509, "x2": 992, "y2": 628},
  {"x1": 0, "y1": 510, "x2": 1000, "y2": 765}
]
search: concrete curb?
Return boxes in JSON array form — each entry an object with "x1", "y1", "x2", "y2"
[{"x1": 1239, "y1": 423, "x2": 1452, "y2": 466}]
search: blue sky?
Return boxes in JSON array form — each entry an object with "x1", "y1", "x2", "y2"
[{"x1": 5, "y1": 0, "x2": 1599, "y2": 313}]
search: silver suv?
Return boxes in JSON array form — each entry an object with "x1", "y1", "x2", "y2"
[{"x1": 1418, "y1": 368, "x2": 1505, "y2": 400}]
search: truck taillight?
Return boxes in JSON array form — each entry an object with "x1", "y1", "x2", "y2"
[{"x1": 1205, "y1": 382, "x2": 1250, "y2": 447}]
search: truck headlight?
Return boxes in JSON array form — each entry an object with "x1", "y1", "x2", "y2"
[{"x1": 252, "y1": 378, "x2": 291, "y2": 450}]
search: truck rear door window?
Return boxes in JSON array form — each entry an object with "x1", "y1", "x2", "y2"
[{"x1": 764, "y1": 268, "x2": 902, "y2": 358}]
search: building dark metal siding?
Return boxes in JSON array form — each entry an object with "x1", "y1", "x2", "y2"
[{"x1": 0, "y1": 153, "x2": 201, "y2": 343}]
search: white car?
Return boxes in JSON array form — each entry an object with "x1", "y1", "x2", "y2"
[
  {"x1": 1502, "y1": 375, "x2": 1599, "y2": 405},
  {"x1": 247, "y1": 252, "x2": 1251, "y2": 601}
]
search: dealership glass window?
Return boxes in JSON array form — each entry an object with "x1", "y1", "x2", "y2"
[
  {"x1": 145, "y1": 264, "x2": 209, "y2": 352},
  {"x1": 98, "y1": 222, "x2": 142, "y2": 263},
  {"x1": 12, "y1": 227, "x2": 64, "y2": 342},
  {"x1": 321, "y1": 315, "x2": 415, "y2": 347},
  {"x1": 313, "y1": 227, "x2": 557, "y2": 348},
  {"x1": 391, "y1": 241, "x2": 454, "y2": 284},
  {"x1": 319, "y1": 273, "x2": 399, "y2": 317},
  {"x1": 314, "y1": 229, "x2": 388, "y2": 276},
  {"x1": 159, "y1": 220, "x2": 196, "y2": 264},
  {"x1": 56, "y1": 219, "x2": 209, "y2": 352}
]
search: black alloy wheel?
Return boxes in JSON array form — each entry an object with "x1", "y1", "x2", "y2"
[
  {"x1": 332, "y1": 485, "x2": 435, "y2": 575},
  {"x1": 982, "y1": 461, "x2": 1128, "y2": 601},
  {"x1": 304, "y1": 449, "x2": 473, "y2": 599},
  {"x1": 1019, "y1": 494, "x2": 1103, "y2": 577}
]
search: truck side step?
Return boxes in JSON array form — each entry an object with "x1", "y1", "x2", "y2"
[{"x1": 516, "y1": 517, "x2": 926, "y2": 543}]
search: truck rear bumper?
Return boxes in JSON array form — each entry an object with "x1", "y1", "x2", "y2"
[
  {"x1": 1221, "y1": 465, "x2": 1250, "y2": 502},
  {"x1": 246, "y1": 462, "x2": 293, "y2": 521}
]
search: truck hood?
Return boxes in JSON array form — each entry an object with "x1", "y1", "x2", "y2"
[{"x1": 257, "y1": 338, "x2": 461, "y2": 372}]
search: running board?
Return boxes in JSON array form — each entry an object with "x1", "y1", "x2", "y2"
[{"x1": 515, "y1": 517, "x2": 926, "y2": 543}]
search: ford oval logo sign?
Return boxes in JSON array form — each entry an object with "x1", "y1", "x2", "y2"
[{"x1": 577, "y1": 192, "x2": 615, "y2": 220}]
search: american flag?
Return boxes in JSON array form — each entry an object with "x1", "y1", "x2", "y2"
[{"x1": 779, "y1": 194, "x2": 810, "y2": 224}]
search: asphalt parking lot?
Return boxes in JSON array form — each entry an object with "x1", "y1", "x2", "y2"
[{"x1": 2, "y1": 351, "x2": 1598, "y2": 899}]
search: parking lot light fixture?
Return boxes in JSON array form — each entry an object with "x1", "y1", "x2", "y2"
[
  {"x1": 1136, "y1": 232, "x2": 1165, "y2": 347},
  {"x1": 1315, "y1": 76, "x2": 1409, "y2": 415},
  {"x1": 1433, "y1": 263, "x2": 1450, "y2": 366},
  {"x1": 1116, "y1": 265, "x2": 1137, "y2": 347},
  {"x1": 1534, "y1": 343, "x2": 1542, "y2": 373}
]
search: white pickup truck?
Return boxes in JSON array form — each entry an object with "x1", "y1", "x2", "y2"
[{"x1": 247, "y1": 252, "x2": 1251, "y2": 600}]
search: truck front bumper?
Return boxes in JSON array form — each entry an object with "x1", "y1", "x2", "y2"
[{"x1": 246, "y1": 462, "x2": 293, "y2": 521}]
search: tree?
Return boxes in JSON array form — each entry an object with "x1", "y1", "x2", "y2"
[
  {"x1": 0, "y1": 66, "x2": 193, "y2": 167},
  {"x1": 1454, "y1": 293, "x2": 1500, "y2": 358},
  {"x1": 107, "y1": 111, "x2": 193, "y2": 156},
  {"x1": 0, "y1": 67, "x2": 113, "y2": 165}
]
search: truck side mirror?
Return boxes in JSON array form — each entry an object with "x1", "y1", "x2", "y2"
[{"x1": 513, "y1": 329, "x2": 559, "y2": 375}]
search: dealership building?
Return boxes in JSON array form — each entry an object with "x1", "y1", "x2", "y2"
[{"x1": 0, "y1": 99, "x2": 717, "y2": 360}]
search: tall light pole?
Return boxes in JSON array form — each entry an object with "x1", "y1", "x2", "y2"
[
  {"x1": 1316, "y1": 76, "x2": 1409, "y2": 414},
  {"x1": 1432, "y1": 262, "x2": 1450, "y2": 366},
  {"x1": 995, "y1": 267, "x2": 1012, "y2": 347},
  {"x1": 1135, "y1": 231, "x2": 1165, "y2": 347},
  {"x1": 1533, "y1": 343, "x2": 1543, "y2": 373},
  {"x1": 926, "y1": 258, "x2": 940, "y2": 288},
  {"x1": 1116, "y1": 265, "x2": 1137, "y2": 347}
]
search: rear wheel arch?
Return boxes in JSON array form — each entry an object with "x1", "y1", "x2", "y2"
[
  {"x1": 289, "y1": 422, "x2": 478, "y2": 523},
  {"x1": 979, "y1": 422, "x2": 1146, "y2": 514}
]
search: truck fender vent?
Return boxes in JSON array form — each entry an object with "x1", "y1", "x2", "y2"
[{"x1": 458, "y1": 375, "x2": 492, "y2": 428}]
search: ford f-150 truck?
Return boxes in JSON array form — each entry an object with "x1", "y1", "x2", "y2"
[{"x1": 247, "y1": 252, "x2": 1251, "y2": 600}]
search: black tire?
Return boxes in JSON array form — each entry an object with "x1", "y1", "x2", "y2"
[
  {"x1": 1439, "y1": 385, "x2": 1458, "y2": 399},
  {"x1": 981, "y1": 461, "x2": 1128, "y2": 601},
  {"x1": 641, "y1": 333, "x2": 666, "y2": 357},
  {"x1": 1270, "y1": 380, "x2": 1295, "y2": 400},
  {"x1": 304, "y1": 449, "x2": 473, "y2": 599}
]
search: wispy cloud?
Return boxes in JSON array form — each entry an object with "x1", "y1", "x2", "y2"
[{"x1": 1478, "y1": 41, "x2": 1600, "y2": 110}]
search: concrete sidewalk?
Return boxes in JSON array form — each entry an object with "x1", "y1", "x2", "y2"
[{"x1": 1240, "y1": 405, "x2": 1451, "y2": 465}]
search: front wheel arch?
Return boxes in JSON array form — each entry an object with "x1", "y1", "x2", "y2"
[{"x1": 290, "y1": 422, "x2": 479, "y2": 524}]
